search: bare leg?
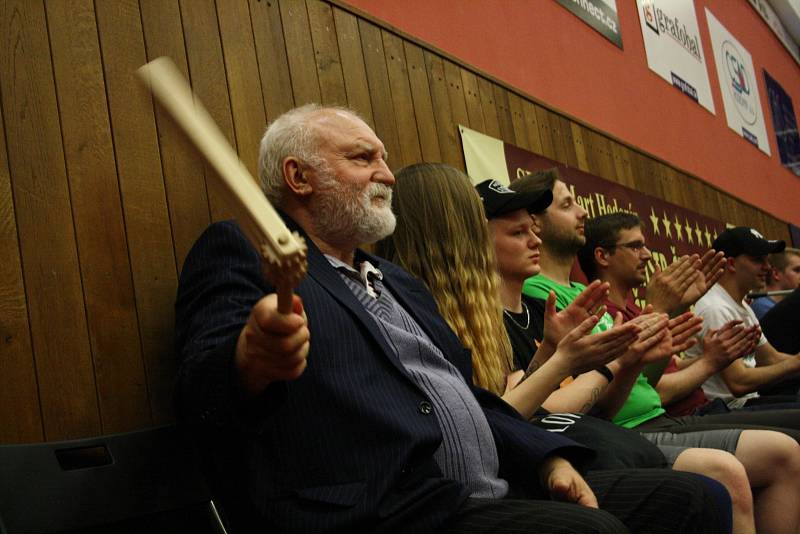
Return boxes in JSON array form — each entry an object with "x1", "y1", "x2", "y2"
[
  {"x1": 674, "y1": 448, "x2": 754, "y2": 534},
  {"x1": 734, "y1": 430, "x2": 800, "y2": 534}
]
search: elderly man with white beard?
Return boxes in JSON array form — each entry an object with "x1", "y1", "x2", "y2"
[{"x1": 174, "y1": 104, "x2": 731, "y2": 534}]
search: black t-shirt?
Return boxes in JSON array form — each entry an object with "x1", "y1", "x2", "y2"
[
  {"x1": 503, "y1": 294, "x2": 545, "y2": 371},
  {"x1": 761, "y1": 288, "x2": 800, "y2": 354}
]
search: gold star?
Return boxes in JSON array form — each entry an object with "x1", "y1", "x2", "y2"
[
  {"x1": 674, "y1": 216, "x2": 684, "y2": 241},
  {"x1": 694, "y1": 223, "x2": 703, "y2": 245},
  {"x1": 704, "y1": 226, "x2": 712, "y2": 248},
  {"x1": 685, "y1": 218, "x2": 694, "y2": 244},
  {"x1": 650, "y1": 207, "x2": 661, "y2": 235},
  {"x1": 713, "y1": 230, "x2": 718, "y2": 243},
  {"x1": 662, "y1": 211, "x2": 673, "y2": 238}
]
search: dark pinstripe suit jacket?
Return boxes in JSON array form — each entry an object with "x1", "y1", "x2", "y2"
[{"x1": 175, "y1": 220, "x2": 591, "y2": 533}]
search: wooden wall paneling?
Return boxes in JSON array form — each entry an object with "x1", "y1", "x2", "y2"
[
  {"x1": 307, "y1": 0, "x2": 348, "y2": 106},
  {"x1": 280, "y1": 0, "x2": 322, "y2": 106},
  {"x1": 461, "y1": 69, "x2": 486, "y2": 134},
  {"x1": 358, "y1": 21, "x2": 402, "y2": 169},
  {"x1": 382, "y1": 30, "x2": 423, "y2": 168},
  {"x1": 402, "y1": 41, "x2": 441, "y2": 163},
  {"x1": 520, "y1": 100, "x2": 544, "y2": 158},
  {"x1": 216, "y1": 0, "x2": 269, "y2": 177},
  {"x1": 250, "y1": 0, "x2": 296, "y2": 121},
  {"x1": 442, "y1": 60, "x2": 470, "y2": 133},
  {"x1": 570, "y1": 122, "x2": 590, "y2": 173},
  {"x1": 476, "y1": 77, "x2": 501, "y2": 139},
  {"x1": 587, "y1": 129, "x2": 615, "y2": 182},
  {"x1": 507, "y1": 93, "x2": 530, "y2": 152},
  {"x1": 140, "y1": 0, "x2": 210, "y2": 270},
  {"x1": 1, "y1": 0, "x2": 100, "y2": 440},
  {"x1": 492, "y1": 85, "x2": 516, "y2": 146},
  {"x1": 95, "y1": 0, "x2": 179, "y2": 425},
  {"x1": 332, "y1": 7, "x2": 374, "y2": 126},
  {"x1": 610, "y1": 142, "x2": 635, "y2": 189},
  {"x1": 552, "y1": 113, "x2": 579, "y2": 168},
  {"x1": 533, "y1": 104, "x2": 556, "y2": 160},
  {"x1": 424, "y1": 51, "x2": 463, "y2": 169},
  {"x1": 180, "y1": 0, "x2": 236, "y2": 222},
  {"x1": 0, "y1": 81, "x2": 42, "y2": 444},
  {"x1": 47, "y1": 0, "x2": 150, "y2": 434}
]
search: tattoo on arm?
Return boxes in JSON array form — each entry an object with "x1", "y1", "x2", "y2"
[{"x1": 580, "y1": 387, "x2": 601, "y2": 414}]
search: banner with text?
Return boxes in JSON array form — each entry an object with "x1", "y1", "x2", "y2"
[
  {"x1": 460, "y1": 125, "x2": 726, "y2": 305},
  {"x1": 707, "y1": 9, "x2": 771, "y2": 155},
  {"x1": 764, "y1": 70, "x2": 800, "y2": 175},
  {"x1": 637, "y1": 0, "x2": 715, "y2": 113},
  {"x1": 556, "y1": 0, "x2": 622, "y2": 49}
]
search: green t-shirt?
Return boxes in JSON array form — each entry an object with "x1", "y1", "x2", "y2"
[
  {"x1": 522, "y1": 274, "x2": 614, "y2": 332},
  {"x1": 523, "y1": 274, "x2": 665, "y2": 428}
]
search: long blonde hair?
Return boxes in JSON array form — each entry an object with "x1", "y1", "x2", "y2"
[{"x1": 376, "y1": 163, "x2": 513, "y2": 394}]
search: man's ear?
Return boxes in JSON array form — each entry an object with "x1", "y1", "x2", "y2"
[
  {"x1": 594, "y1": 246, "x2": 612, "y2": 269},
  {"x1": 284, "y1": 157, "x2": 312, "y2": 197},
  {"x1": 724, "y1": 256, "x2": 737, "y2": 273}
]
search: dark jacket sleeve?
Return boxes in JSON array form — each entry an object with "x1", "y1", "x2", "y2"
[{"x1": 174, "y1": 221, "x2": 286, "y2": 430}]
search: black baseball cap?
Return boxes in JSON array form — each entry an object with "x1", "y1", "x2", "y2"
[
  {"x1": 475, "y1": 179, "x2": 553, "y2": 219},
  {"x1": 713, "y1": 227, "x2": 785, "y2": 257}
]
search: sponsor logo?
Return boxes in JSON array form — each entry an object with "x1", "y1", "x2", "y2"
[
  {"x1": 642, "y1": 0, "x2": 702, "y2": 61},
  {"x1": 488, "y1": 180, "x2": 514, "y2": 194},
  {"x1": 671, "y1": 72, "x2": 699, "y2": 102},
  {"x1": 723, "y1": 40, "x2": 757, "y2": 125}
]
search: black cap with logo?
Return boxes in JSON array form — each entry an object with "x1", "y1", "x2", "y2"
[
  {"x1": 712, "y1": 227, "x2": 785, "y2": 257},
  {"x1": 475, "y1": 179, "x2": 553, "y2": 219}
]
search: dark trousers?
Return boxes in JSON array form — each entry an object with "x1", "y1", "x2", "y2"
[
  {"x1": 639, "y1": 409, "x2": 800, "y2": 443},
  {"x1": 444, "y1": 469, "x2": 731, "y2": 534}
]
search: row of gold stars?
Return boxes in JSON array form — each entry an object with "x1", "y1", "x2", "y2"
[{"x1": 649, "y1": 207, "x2": 719, "y2": 247}]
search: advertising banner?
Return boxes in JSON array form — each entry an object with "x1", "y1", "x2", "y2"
[
  {"x1": 460, "y1": 125, "x2": 726, "y2": 304},
  {"x1": 747, "y1": 0, "x2": 800, "y2": 66},
  {"x1": 636, "y1": 0, "x2": 715, "y2": 113},
  {"x1": 556, "y1": 0, "x2": 623, "y2": 49},
  {"x1": 764, "y1": 70, "x2": 800, "y2": 175},
  {"x1": 707, "y1": 9, "x2": 771, "y2": 155}
]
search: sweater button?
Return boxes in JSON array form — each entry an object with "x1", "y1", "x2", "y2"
[{"x1": 418, "y1": 401, "x2": 433, "y2": 415}]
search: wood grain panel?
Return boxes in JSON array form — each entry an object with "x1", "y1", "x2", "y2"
[
  {"x1": 493, "y1": 85, "x2": 516, "y2": 146},
  {"x1": 553, "y1": 113, "x2": 578, "y2": 168},
  {"x1": 0, "y1": 76, "x2": 42, "y2": 444},
  {"x1": 477, "y1": 77, "x2": 501, "y2": 139},
  {"x1": 443, "y1": 60, "x2": 469, "y2": 134},
  {"x1": 332, "y1": 6, "x2": 373, "y2": 125},
  {"x1": 425, "y1": 51, "x2": 462, "y2": 169},
  {"x1": 47, "y1": 0, "x2": 150, "y2": 434},
  {"x1": 507, "y1": 93, "x2": 529, "y2": 152},
  {"x1": 95, "y1": 0, "x2": 179, "y2": 425},
  {"x1": 358, "y1": 20, "x2": 402, "y2": 169},
  {"x1": 280, "y1": 0, "x2": 322, "y2": 105},
  {"x1": 461, "y1": 69, "x2": 485, "y2": 133},
  {"x1": 140, "y1": 0, "x2": 210, "y2": 270},
  {"x1": 180, "y1": 0, "x2": 236, "y2": 222},
  {"x1": 611, "y1": 142, "x2": 635, "y2": 189},
  {"x1": 403, "y1": 41, "x2": 441, "y2": 163},
  {"x1": 250, "y1": 0, "x2": 296, "y2": 121},
  {"x1": 570, "y1": 122, "x2": 590, "y2": 173},
  {"x1": 216, "y1": 0, "x2": 268, "y2": 177},
  {"x1": 382, "y1": 30, "x2": 422, "y2": 168},
  {"x1": 1, "y1": 0, "x2": 100, "y2": 440},
  {"x1": 533, "y1": 104, "x2": 556, "y2": 160},
  {"x1": 307, "y1": 0, "x2": 347, "y2": 106},
  {"x1": 520, "y1": 100, "x2": 544, "y2": 158}
]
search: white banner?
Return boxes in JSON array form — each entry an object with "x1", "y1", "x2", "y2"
[
  {"x1": 637, "y1": 0, "x2": 715, "y2": 113},
  {"x1": 706, "y1": 9, "x2": 771, "y2": 155}
]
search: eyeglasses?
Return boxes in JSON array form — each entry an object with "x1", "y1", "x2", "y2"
[{"x1": 604, "y1": 240, "x2": 649, "y2": 253}]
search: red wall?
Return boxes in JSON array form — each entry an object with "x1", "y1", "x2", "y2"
[{"x1": 345, "y1": 0, "x2": 800, "y2": 227}]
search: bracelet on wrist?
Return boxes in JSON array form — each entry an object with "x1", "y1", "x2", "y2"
[{"x1": 595, "y1": 365, "x2": 614, "y2": 382}]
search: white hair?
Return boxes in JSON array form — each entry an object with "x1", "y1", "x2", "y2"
[{"x1": 257, "y1": 103, "x2": 364, "y2": 206}]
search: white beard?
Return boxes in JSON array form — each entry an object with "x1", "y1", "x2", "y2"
[{"x1": 311, "y1": 169, "x2": 396, "y2": 247}]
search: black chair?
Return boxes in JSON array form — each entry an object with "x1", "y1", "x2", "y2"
[{"x1": 0, "y1": 425, "x2": 228, "y2": 534}]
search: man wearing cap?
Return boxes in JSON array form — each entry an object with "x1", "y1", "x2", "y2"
[{"x1": 689, "y1": 227, "x2": 800, "y2": 409}]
